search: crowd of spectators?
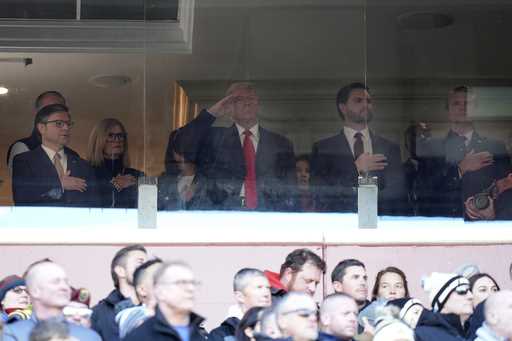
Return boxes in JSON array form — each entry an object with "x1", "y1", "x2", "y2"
[
  {"x1": 5, "y1": 83, "x2": 512, "y2": 219},
  {"x1": 1, "y1": 246, "x2": 512, "y2": 341}
]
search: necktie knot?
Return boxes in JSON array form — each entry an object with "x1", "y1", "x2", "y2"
[
  {"x1": 354, "y1": 132, "x2": 363, "y2": 140},
  {"x1": 244, "y1": 130, "x2": 252, "y2": 137}
]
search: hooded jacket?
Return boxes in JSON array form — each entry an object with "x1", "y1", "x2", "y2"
[
  {"x1": 208, "y1": 316, "x2": 240, "y2": 341},
  {"x1": 415, "y1": 312, "x2": 468, "y2": 341}
]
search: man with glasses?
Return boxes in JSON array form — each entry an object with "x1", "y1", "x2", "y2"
[
  {"x1": 0, "y1": 275, "x2": 31, "y2": 323},
  {"x1": 275, "y1": 292, "x2": 319, "y2": 341},
  {"x1": 6, "y1": 90, "x2": 69, "y2": 173},
  {"x1": 123, "y1": 261, "x2": 206, "y2": 341},
  {"x1": 12, "y1": 103, "x2": 98, "y2": 207}
]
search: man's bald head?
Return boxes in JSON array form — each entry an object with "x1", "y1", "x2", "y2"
[
  {"x1": 484, "y1": 290, "x2": 512, "y2": 339},
  {"x1": 320, "y1": 294, "x2": 358, "y2": 340},
  {"x1": 25, "y1": 261, "x2": 56, "y2": 292},
  {"x1": 24, "y1": 261, "x2": 71, "y2": 313}
]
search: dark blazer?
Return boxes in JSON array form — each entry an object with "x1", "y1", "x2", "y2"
[
  {"x1": 12, "y1": 145, "x2": 99, "y2": 207},
  {"x1": 123, "y1": 307, "x2": 206, "y2": 341},
  {"x1": 310, "y1": 130, "x2": 408, "y2": 215},
  {"x1": 416, "y1": 130, "x2": 511, "y2": 217},
  {"x1": 92, "y1": 158, "x2": 143, "y2": 208},
  {"x1": 171, "y1": 110, "x2": 296, "y2": 211}
]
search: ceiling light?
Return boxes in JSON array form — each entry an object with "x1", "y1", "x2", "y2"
[
  {"x1": 0, "y1": 87, "x2": 8, "y2": 95},
  {"x1": 398, "y1": 12, "x2": 454, "y2": 30}
]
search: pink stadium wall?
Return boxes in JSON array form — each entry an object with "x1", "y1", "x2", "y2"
[{"x1": 0, "y1": 243, "x2": 510, "y2": 330}]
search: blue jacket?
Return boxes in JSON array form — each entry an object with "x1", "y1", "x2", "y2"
[
  {"x1": 123, "y1": 306, "x2": 206, "y2": 341},
  {"x1": 475, "y1": 323, "x2": 507, "y2": 341},
  {"x1": 2, "y1": 314, "x2": 100, "y2": 341}
]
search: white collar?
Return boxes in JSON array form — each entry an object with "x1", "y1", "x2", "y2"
[
  {"x1": 344, "y1": 125, "x2": 370, "y2": 140},
  {"x1": 41, "y1": 144, "x2": 64, "y2": 160},
  {"x1": 235, "y1": 123, "x2": 259, "y2": 138}
]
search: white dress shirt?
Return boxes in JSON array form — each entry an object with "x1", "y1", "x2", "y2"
[
  {"x1": 343, "y1": 126, "x2": 373, "y2": 157},
  {"x1": 41, "y1": 144, "x2": 68, "y2": 174},
  {"x1": 235, "y1": 123, "x2": 260, "y2": 199}
]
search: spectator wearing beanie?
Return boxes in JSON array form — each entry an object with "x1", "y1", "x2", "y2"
[
  {"x1": 0, "y1": 275, "x2": 31, "y2": 323},
  {"x1": 415, "y1": 272, "x2": 476, "y2": 341},
  {"x1": 386, "y1": 298, "x2": 427, "y2": 329}
]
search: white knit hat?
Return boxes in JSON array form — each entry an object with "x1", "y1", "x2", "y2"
[{"x1": 422, "y1": 272, "x2": 470, "y2": 312}]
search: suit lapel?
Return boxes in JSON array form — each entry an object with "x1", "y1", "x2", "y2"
[
  {"x1": 34, "y1": 146, "x2": 61, "y2": 180},
  {"x1": 255, "y1": 127, "x2": 271, "y2": 176},
  {"x1": 226, "y1": 125, "x2": 245, "y2": 175}
]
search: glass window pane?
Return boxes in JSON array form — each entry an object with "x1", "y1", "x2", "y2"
[
  {"x1": 81, "y1": 0, "x2": 178, "y2": 21},
  {"x1": 0, "y1": 0, "x2": 75, "y2": 20}
]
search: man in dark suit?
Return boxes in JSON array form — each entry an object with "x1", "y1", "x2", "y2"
[
  {"x1": 12, "y1": 104, "x2": 98, "y2": 207},
  {"x1": 416, "y1": 85, "x2": 511, "y2": 217},
  {"x1": 167, "y1": 82, "x2": 295, "y2": 211},
  {"x1": 310, "y1": 82, "x2": 408, "y2": 215}
]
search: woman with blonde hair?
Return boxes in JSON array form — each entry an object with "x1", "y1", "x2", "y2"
[{"x1": 87, "y1": 118, "x2": 142, "y2": 208}]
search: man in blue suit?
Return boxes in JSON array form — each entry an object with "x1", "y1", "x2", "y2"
[
  {"x1": 12, "y1": 104, "x2": 98, "y2": 207},
  {"x1": 311, "y1": 82, "x2": 408, "y2": 215},
  {"x1": 168, "y1": 82, "x2": 295, "y2": 211}
]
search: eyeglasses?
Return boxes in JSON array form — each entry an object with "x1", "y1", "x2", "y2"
[
  {"x1": 281, "y1": 308, "x2": 317, "y2": 318},
  {"x1": 44, "y1": 120, "x2": 74, "y2": 129},
  {"x1": 107, "y1": 132, "x2": 126, "y2": 141},
  {"x1": 161, "y1": 279, "x2": 201, "y2": 287},
  {"x1": 11, "y1": 287, "x2": 28, "y2": 294},
  {"x1": 455, "y1": 286, "x2": 471, "y2": 295}
]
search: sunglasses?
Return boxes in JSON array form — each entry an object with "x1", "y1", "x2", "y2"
[
  {"x1": 455, "y1": 286, "x2": 471, "y2": 295},
  {"x1": 282, "y1": 308, "x2": 317, "y2": 318}
]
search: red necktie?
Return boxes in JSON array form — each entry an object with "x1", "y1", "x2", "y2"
[{"x1": 243, "y1": 130, "x2": 257, "y2": 209}]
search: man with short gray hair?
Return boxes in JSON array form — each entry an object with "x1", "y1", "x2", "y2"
[{"x1": 209, "y1": 268, "x2": 271, "y2": 341}]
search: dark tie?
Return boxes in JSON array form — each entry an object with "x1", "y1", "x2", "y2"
[
  {"x1": 353, "y1": 132, "x2": 364, "y2": 160},
  {"x1": 243, "y1": 130, "x2": 257, "y2": 209}
]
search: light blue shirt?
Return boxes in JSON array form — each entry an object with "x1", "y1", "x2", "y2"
[{"x1": 3, "y1": 314, "x2": 101, "y2": 341}]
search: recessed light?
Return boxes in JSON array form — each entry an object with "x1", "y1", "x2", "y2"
[{"x1": 0, "y1": 86, "x2": 8, "y2": 95}]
